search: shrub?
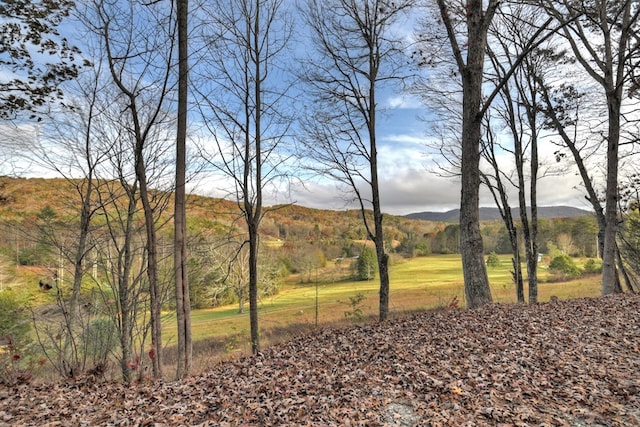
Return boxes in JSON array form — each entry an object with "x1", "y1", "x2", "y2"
[
  {"x1": 414, "y1": 242, "x2": 431, "y2": 257},
  {"x1": 0, "y1": 291, "x2": 34, "y2": 385},
  {"x1": 486, "y1": 252, "x2": 501, "y2": 268},
  {"x1": 583, "y1": 258, "x2": 603, "y2": 274},
  {"x1": 549, "y1": 254, "x2": 581, "y2": 278},
  {"x1": 82, "y1": 318, "x2": 118, "y2": 366},
  {"x1": 344, "y1": 292, "x2": 365, "y2": 322},
  {"x1": 0, "y1": 291, "x2": 31, "y2": 349}
]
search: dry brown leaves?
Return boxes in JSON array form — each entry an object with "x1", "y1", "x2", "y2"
[{"x1": 2, "y1": 294, "x2": 639, "y2": 426}]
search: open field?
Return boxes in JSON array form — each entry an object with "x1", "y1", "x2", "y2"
[{"x1": 162, "y1": 254, "x2": 602, "y2": 351}]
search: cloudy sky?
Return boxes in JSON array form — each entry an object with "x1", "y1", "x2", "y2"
[
  {"x1": 199, "y1": 91, "x2": 591, "y2": 216},
  {"x1": 192, "y1": 4, "x2": 593, "y2": 217},
  {"x1": 281, "y1": 101, "x2": 590, "y2": 216},
  {"x1": 5, "y1": 0, "x2": 595, "y2": 217}
]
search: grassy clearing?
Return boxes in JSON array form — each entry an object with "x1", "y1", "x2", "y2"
[{"x1": 161, "y1": 254, "x2": 601, "y2": 358}]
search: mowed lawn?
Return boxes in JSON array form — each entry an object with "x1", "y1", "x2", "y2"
[{"x1": 162, "y1": 254, "x2": 601, "y2": 345}]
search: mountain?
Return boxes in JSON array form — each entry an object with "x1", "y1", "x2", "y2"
[{"x1": 404, "y1": 206, "x2": 593, "y2": 222}]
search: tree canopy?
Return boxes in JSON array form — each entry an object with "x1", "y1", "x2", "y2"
[{"x1": 0, "y1": 0, "x2": 84, "y2": 119}]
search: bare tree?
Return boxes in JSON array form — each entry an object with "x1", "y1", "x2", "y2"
[
  {"x1": 94, "y1": 172, "x2": 149, "y2": 384},
  {"x1": 420, "y1": 0, "x2": 553, "y2": 307},
  {"x1": 429, "y1": 0, "x2": 500, "y2": 308},
  {"x1": 194, "y1": 0, "x2": 293, "y2": 353},
  {"x1": 537, "y1": 0, "x2": 640, "y2": 295},
  {"x1": 481, "y1": 5, "x2": 558, "y2": 303},
  {"x1": 299, "y1": 0, "x2": 414, "y2": 321},
  {"x1": 84, "y1": 0, "x2": 177, "y2": 378},
  {"x1": 175, "y1": 0, "x2": 191, "y2": 379},
  {"x1": 26, "y1": 62, "x2": 112, "y2": 376},
  {"x1": 480, "y1": 119, "x2": 525, "y2": 303}
]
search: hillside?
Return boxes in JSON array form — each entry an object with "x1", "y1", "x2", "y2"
[
  {"x1": 0, "y1": 176, "x2": 439, "y2": 241},
  {"x1": 1, "y1": 294, "x2": 638, "y2": 426},
  {"x1": 405, "y1": 206, "x2": 593, "y2": 222}
]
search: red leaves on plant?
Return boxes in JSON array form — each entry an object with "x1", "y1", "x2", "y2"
[
  {"x1": 1, "y1": 294, "x2": 640, "y2": 426},
  {"x1": 126, "y1": 356, "x2": 140, "y2": 370},
  {"x1": 11, "y1": 354, "x2": 20, "y2": 362},
  {"x1": 447, "y1": 295, "x2": 459, "y2": 309},
  {"x1": 148, "y1": 348, "x2": 156, "y2": 360}
]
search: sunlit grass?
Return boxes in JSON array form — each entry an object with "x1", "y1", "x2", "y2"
[{"x1": 162, "y1": 254, "x2": 602, "y2": 346}]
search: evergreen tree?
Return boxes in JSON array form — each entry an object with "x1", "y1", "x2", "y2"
[{"x1": 356, "y1": 246, "x2": 376, "y2": 281}]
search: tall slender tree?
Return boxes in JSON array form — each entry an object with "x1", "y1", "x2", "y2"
[
  {"x1": 86, "y1": 0, "x2": 177, "y2": 378},
  {"x1": 194, "y1": 0, "x2": 293, "y2": 353},
  {"x1": 483, "y1": 5, "x2": 554, "y2": 303},
  {"x1": 175, "y1": 0, "x2": 191, "y2": 378},
  {"x1": 300, "y1": 0, "x2": 414, "y2": 321}
]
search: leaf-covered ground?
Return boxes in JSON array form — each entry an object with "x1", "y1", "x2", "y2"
[{"x1": 2, "y1": 294, "x2": 640, "y2": 426}]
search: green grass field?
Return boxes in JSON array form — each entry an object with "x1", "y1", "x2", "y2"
[{"x1": 162, "y1": 254, "x2": 602, "y2": 350}]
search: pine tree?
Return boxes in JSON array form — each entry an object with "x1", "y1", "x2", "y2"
[{"x1": 356, "y1": 246, "x2": 376, "y2": 281}]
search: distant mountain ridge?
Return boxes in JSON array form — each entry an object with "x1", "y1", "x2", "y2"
[{"x1": 404, "y1": 206, "x2": 593, "y2": 222}]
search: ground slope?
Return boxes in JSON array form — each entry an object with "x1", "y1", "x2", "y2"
[{"x1": 2, "y1": 294, "x2": 639, "y2": 426}]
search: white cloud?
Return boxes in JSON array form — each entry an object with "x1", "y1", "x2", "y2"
[
  {"x1": 385, "y1": 94, "x2": 422, "y2": 109},
  {"x1": 276, "y1": 160, "x2": 593, "y2": 217}
]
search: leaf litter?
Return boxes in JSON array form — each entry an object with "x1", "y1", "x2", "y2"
[{"x1": 1, "y1": 294, "x2": 639, "y2": 426}]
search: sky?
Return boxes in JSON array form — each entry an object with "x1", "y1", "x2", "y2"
[
  {"x1": 188, "y1": 2, "x2": 593, "y2": 217},
  {"x1": 2, "y1": 0, "x2": 595, "y2": 218},
  {"x1": 277, "y1": 104, "x2": 590, "y2": 216},
  {"x1": 195, "y1": 87, "x2": 591, "y2": 216}
]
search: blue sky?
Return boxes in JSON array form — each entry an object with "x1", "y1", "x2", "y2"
[
  {"x1": 277, "y1": 96, "x2": 589, "y2": 215},
  {"x1": 3, "y1": 0, "x2": 593, "y2": 216}
]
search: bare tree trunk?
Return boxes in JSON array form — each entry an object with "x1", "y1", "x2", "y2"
[
  {"x1": 525, "y1": 131, "x2": 539, "y2": 304},
  {"x1": 175, "y1": 0, "x2": 191, "y2": 379},
  {"x1": 481, "y1": 159, "x2": 524, "y2": 303},
  {"x1": 136, "y1": 166, "x2": 162, "y2": 377},
  {"x1": 247, "y1": 224, "x2": 260, "y2": 353},
  {"x1": 247, "y1": 2, "x2": 263, "y2": 352},
  {"x1": 368, "y1": 49, "x2": 390, "y2": 321},
  {"x1": 436, "y1": 0, "x2": 496, "y2": 308},
  {"x1": 519, "y1": 75, "x2": 540, "y2": 305},
  {"x1": 537, "y1": 0, "x2": 636, "y2": 295},
  {"x1": 117, "y1": 183, "x2": 139, "y2": 385},
  {"x1": 601, "y1": 98, "x2": 621, "y2": 294},
  {"x1": 300, "y1": 0, "x2": 411, "y2": 319}
]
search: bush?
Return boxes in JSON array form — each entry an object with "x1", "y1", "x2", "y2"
[
  {"x1": 344, "y1": 292, "x2": 365, "y2": 322},
  {"x1": 0, "y1": 291, "x2": 34, "y2": 385},
  {"x1": 549, "y1": 254, "x2": 581, "y2": 278},
  {"x1": 486, "y1": 252, "x2": 501, "y2": 268},
  {"x1": 82, "y1": 318, "x2": 118, "y2": 366},
  {"x1": 0, "y1": 291, "x2": 31, "y2": 349},
  {"x1": 583, "y1": 258, "x2": 602, "y2": 274}
]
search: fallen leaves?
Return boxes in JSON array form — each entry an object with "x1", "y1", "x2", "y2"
[{"x1": 1, "y1": 294, "x2": 640, "y2": 426}]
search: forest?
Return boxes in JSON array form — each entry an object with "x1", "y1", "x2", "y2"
[{"x1": 1, "y1": 0, "x2": 640, "y2": 400}]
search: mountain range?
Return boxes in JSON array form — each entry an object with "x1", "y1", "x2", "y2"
[{"x1": 404, "y1": 206, "x2": 593, "y2": 222}]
